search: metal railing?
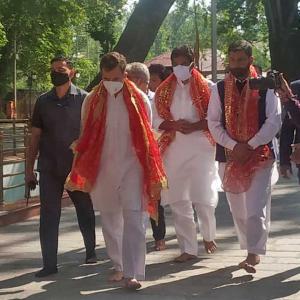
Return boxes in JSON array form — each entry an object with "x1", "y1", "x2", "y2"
[{"x1": 0, "y1": 119, "x2": 30, "y2": 205}]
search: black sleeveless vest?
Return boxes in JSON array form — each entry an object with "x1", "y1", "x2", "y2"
[{"x1": 215, "y1": 80, "x2": 273, "y2": 162}]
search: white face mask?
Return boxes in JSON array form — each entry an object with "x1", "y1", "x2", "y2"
[
  {"x1": 103, "y1": 80, "x2": 124, "y2": 96},
  {"x1": 173, "y1": 65, "x2": 191, "y2": 82}
]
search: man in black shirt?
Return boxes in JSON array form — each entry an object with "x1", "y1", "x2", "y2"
[{"x1": 25, "y1": 56, "x2": 96, "y2": 278}]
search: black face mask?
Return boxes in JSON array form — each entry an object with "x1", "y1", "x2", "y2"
[
  {"x1": 229, "y1": 67, "x2": 250, "y2": 80},
  {"x1": 50, "y1": 71, "x2": 70, "y2": 87}
]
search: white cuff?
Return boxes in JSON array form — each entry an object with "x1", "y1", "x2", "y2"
[
  {"x1": 248, "y1": 138, "x2": 260, "y2": 150},
  {"x1": 225, "y1": 140, "x2": 237, "y2": 151}
]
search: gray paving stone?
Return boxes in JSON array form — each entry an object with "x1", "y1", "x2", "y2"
[{"x1": 0, "y1": 177, "x2": 300, "y2": 299}]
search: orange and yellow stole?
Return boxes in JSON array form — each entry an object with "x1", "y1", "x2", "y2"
[
  {"x1": 222, "y1": 66, "x2": 271, "y2": 194},
  {"x1": 65, "y1": 79, "x2": 167, "y2": 219},
  {"x1": 155, "y1": 68, "x2": 214, "y2": 154}
]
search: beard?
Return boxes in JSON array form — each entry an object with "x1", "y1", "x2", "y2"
[{"x1": 229, "y1": 66, "x2": 250, "y2": 80}]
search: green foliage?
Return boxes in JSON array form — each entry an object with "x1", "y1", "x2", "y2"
[
  {"x1": 147, "y1": 0, "x2": 211, "y2": 59},
  {"x1": 147, "y1": 0, "x2": 270, "y2": 69},
  {"x1": 0, "y1": 0, "x2": 127, "y2": 100},
  {"x1": 0, "y1": 0, "x2": 85, "y2": 97},
  {"x1": 217, "y1": 0, "x2": 265, "y2": 40},
  {"x1": 0, "y1": 110, "x2": 7, "y2": 119},
  {"x1": 216, "y1": 0, "x2": 270, "y2": 69},
  {"x1": 0, "y1": 21, "x2": 7, "y2": 49},
  {"x1": 73, "y1": 57, "x2": 98, "y2": 89},
  {"x1": 83, "y1": 0, "x2": 127, "y2": 55},
  {"x1": 252, "y1": 44, "x2": 271, "y2": 71}
]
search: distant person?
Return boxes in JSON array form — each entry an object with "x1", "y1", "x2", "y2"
[
  {"x1": 280, "y1": 113, "x2": 300, "y2": 183},
  {"x1": 278, "y1": 76, "x2": 300, "y2": 129},
  {"x1": 126, "y1": 62, "x2": 155, "y2": 101},
  {"x1": 148, "y1": 64, "x2": 172, "y2": 92},
  {"x1": 278, "y1": 76, "x2": 300, "y2": 168}
]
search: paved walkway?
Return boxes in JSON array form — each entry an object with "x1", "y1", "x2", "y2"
[{"x1": 0, "y1": 177, "x2": 300, "y2": 300}]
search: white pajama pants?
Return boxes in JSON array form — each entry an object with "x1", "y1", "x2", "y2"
[
  {"x1": 170, "y1": 201, "x2": 216, "y2": 256},
  {"x1": 219, "y1": 163, "x2": 274, "y2": 255},
  {"x1": 101, "y1": 209, "x2": 147, "y2": 280}
]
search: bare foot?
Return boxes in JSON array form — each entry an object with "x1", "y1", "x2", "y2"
[
  {"x1": 203, "y1": 239, "x2": 217, "y2": 254},
  {"x1": 238, "y1": 253, "x2": 260, "y2": 274},
  {"x1": 108, "y1": 270, "x2": 124, "y2": 282},
  {"x1": 124, "y1": 278, "x2": 142, "y2": 290},
  {"x1": 155, "y1": 239, "x2": 166, "y2": 251},
  {"x1": 174, "y1": 252, "x2": 197, "y2": 263}
]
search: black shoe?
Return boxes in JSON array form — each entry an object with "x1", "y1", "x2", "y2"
[
  {"x1": 35, "y1": 267, "x2": 58, "y2": 278},
  {"x1": 85, "y1": 254, "x2": 97, "y2": 264}
]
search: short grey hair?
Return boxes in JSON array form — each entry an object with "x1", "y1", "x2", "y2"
[{"x1": 126, "y1": 62, "x2": 150, "y2": 84}]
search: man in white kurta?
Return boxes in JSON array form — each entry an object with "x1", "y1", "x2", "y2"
[
  {"x1": 66, "y1": 52, "x2": 166, "y2": 290},
  {"x1": 153, "y1": 46, "x2": 219, "y2": 262},
  {"x1": 207, "y1": 40, "x2": 281, "y2": 273},
  {"x1": 86, "y1": 88, "x2": 151, "y2": 281}
]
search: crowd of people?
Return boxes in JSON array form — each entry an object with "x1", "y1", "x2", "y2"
[{"x1": 25, "y1": 39, "x2": 300, "y2": 290}]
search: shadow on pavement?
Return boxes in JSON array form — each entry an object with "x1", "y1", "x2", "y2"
[
  {"x1": 0, "y1": 253, "x2": 207, "y2": 299},
  {"x1": 141, "y1": 265, "x2": 300, "y2": 300}
]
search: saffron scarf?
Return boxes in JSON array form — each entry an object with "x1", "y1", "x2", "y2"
[
  {"x1": 154, "y1": 68, "x2": 214, "y2": 154},
  {"x1": 65, "y1": 79, "x2": 167, "y2": 218},
  {"x1": 222, "y1": 66, "x2": 271, "y2": 193}
]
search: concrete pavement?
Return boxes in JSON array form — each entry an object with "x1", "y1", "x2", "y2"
[{"x1": 0, "y1": 176, "x2": 300, "y2": 299}]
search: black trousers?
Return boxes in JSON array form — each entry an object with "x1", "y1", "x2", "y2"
[
  {"x1": 39, "y1": 172, "x2": 96, "y2": 269},
  {"x1": 150, "y1": 201, "x2": 166, "y2": 241}
]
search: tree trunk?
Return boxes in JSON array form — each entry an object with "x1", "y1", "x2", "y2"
[
  {"x1": 86, "y1": 0, "x2": 175, "y2": 91},
  {"x1": 264, "y1": 0, "x2": 300, "y2": 81}
]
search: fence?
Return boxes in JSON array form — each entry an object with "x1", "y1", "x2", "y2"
[{"x1": 0, "y1": 119, "x2": 30, "y2": 205}]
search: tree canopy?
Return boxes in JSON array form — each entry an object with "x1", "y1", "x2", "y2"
[
  {"x1": 217, "y1": 0, "x2": 270, "y2": 68},
  {"x1": 0, "y1": 0, "x2": 300, "y2": 106},
  {"x1": 0, "y1": 0, "x2": 126, "y2": 98},
  {"x1": 147, "y1": 0, "x2": 210, "y2": 59},
  {"x1": 147, "y1": 0, "x2": 270, "y2": 69},
  {"x1": 0, "y1": 21, "x2": 7, "y2": 48},
  {"x1": 0, "y1": 0, "x2": 83, "y2": 97},
  {"x1": 84, "y1": 0, "x2": 127, "y2": 55}
]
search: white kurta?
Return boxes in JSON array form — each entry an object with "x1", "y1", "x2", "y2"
[
  {"x1": 81, "y1": 88, "x2": 152, "y2": 280},
  {"x1": 152, "y1": 81, "x2": 219, "y2": 207},
  {"x1": 81, "y1": 90, "x2": 151, "y2": 212}
]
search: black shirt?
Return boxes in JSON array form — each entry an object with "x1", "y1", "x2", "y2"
[{"x1": 31, "y1": 84, "x2": 87, "y2": 177}]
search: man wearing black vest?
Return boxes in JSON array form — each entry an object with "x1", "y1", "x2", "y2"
[
  {"x1": 208, "y1": 40, "x2": 281, "y2": 273},
  {"x1": 25, "y1": 56, "x2": 97, "y2": 278}
]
